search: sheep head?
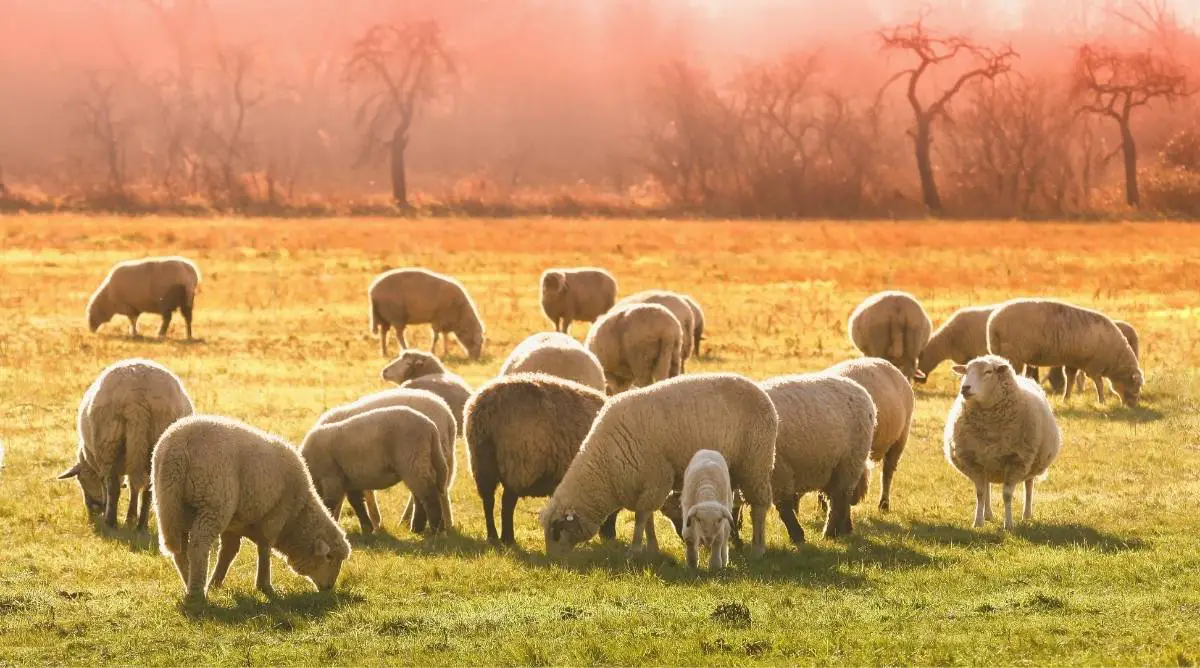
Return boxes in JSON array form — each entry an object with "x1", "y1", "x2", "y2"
[
  {"x1": 57, "y1": 459, "x2": 105, "y2": 514},
  {"x1": 952, "y1": 355, "x2": 1014, "y2": 406}
]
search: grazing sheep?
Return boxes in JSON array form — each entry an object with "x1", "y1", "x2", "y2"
[
  {"x1": 87, "y1": 256, "x2": 200, "y2": 339},
  {"x1": 825, "y1": 357, "x2": 914, "y2": 511},
  {"x1": 540, "y1": 267, "x2": 618, "y2": 334},
  {"x1": 917, "y1": 305, "x2": 997, "y2": 381},
  {"x1": 58, "y1": 359, "x2": 194, "y2": 529},
  {"x1": 679, "y1": 449, "x2": 734, "y2": 570},
  {"x1": 380, "y1": 350, "x2": 471, "y2": 434},
  {"x1": 1050, "y1": 319, "x2": 1141, "y2": 396},
  {"x1": 585, "y1": 303, "x2": 682, "y2": 394},
  {"x1": 987, "y1": 299, "x2": 1144, "y2": 407},
  {"x1": 944, "y1": 355, "x2": 1062, "y2": 529},
  {"x1": 681, "y1": 294, "x2": 706, "y2": 357},
  {"x1": 153, "y1": 415, "x2": 351, "y2": 601},
  {"x1": 464, "y1": 373, "x2": 606, "y2": 546},
  {"x1": 540, "y1": 373, "x2": 778, "y2": 558},
  {"x1": 761, "y1": 374, "x2": 875, "y2": 543},
  {"x1": 316, "y1": 388, "x2": 456, "y2": 533},
  {"x1": 615, "y1": 290, "x2": 696, "y2": 369},
  {"x1": 848, "y1": 291, "x2": 932, "y2": 382},
  {"x1": 369, "y1": 268, "x2": 485, "y2": 360},
  {"x1": 499, "y1": 332, "x2": 606, "y2": 392},
  {"x1": 301, "y1": 406, "x2": 450, "y2": 535}
]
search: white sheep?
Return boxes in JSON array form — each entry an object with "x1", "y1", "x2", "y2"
[
  {"x1": 681, "y1": 294, "x2": 706, "y2": 357},
  {"x1": 380, "y1": 350, "x2": 472, "y2": 435},
  {"x1": 540, "y1": 267, "x2": 618, "y2": 334},
  {"x1": 152, "y1": 415, "x2": 351, "y2": 601},
  {"x1": 301, "y1": 406, "x2": 451, "y2": 535},
  {"x1": 585, "y1": 303, "x2": 682, "y2": 394},
  {"x1": 87, "y1": 256, "x2": 201, "y2": 339},
  {"x1": 917, "y1": 305, "x2": 997, "y2": 381},
  {"x1": 499, "y1": 332, "x2": 606, "y2": 392},
  {"x1": 944, "y1": 355, "x2": 1062, "y2": 530},
  {"x1": 58, "y1": 358, "x2": 194, "y2": 529},
  {"x1": 540, "y1": 373, "x2": 778, "y2": 558},
  {"x1": 614, "y1": 290, "x2": 696, "y2": 369},
  {"x1": 369, "y1": 268, "x2": 485, "y2": 359},
  {"x1": 1050, "y1": 319, "x2": 1141, "y2": 397},
  {"x1": 679, "y1": 449, "x2": 734, "y2": 570},
  {"x1": 848, "y1": 290, "x2": 932, "y2": 382}
]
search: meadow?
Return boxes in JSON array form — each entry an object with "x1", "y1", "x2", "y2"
[{"x1": 1, "y1": 215, "x2": 1199, "y2": 666}]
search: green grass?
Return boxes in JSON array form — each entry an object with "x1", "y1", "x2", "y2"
[{"x1": 1, "y1": 216, "x2": 1199, "y2": 665}]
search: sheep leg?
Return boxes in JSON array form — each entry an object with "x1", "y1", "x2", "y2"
[
  {"x1": 749, "y1": 504, "x2": 768, "y2": 557},
  {"x1": 1063, "y1": 372, "x2": 1075, "y2": 402},
  {"x1": 136, "y1": 488, "x2": 153, "y2": 531},
  {"x1": 124, "y1": 483, "x2": 140, "y2": 527},
  {"x1": 397, "y1": 327, "x2": 408, "y2": 350},
  {"x1": 171, "y1": 549, "x2": 190, "y2": 590},
  {"x1": 128, "y1": 314, "x2": 140, "y2": 338},
  {"x1": 400, "y1": 496, "x2": 415, "y2": 528},
  {"x1": 364, "y1": 490, "x2": 382, "y2": 529},
  {"x1": 346, "y1": 491, "x2": 374, "y2": 534},
  {"x1": 719, "y1": 534, "x2": 729, "y2": 568},
  {"x1": 181, "y1": 298, "x2": 194, "y2": 340},
  {"x1": 728, "y1": 504, "x2": 744, "y2": 548},
  {"x1": 823, "y1": 493, "x2": 852, "y2": 539},
  {"x1": 1023, "y1": 479, "x2": 1034, "y2": 521},
  {"x1": 630, "y1": 511, "x2": 647, "y2": 549},
  {"x1": 420, "y1": 491, "x2": 444, "y2": 532},
  {"x1": 185, "y1": 524, "x2": 217, "y2": 600},
  {"x1": 443, "y1": 333, "x2": 450, "y2": 358},
  {"x1": 429, "y1": 330, "x2": 439, "y2": 354},
  {"x1": 562, "y1": 318, "x2": 572, "y2": 335},
  {"x1": 1002, "y1": 483, "x2": 1016, "y2": 530},
  {"x1": 599, "y1": 512, "x2": 618, "y2": 541},
  {"x1": 378, "y1": 322, "x2": 390, "y2": 357},
  {"x1": 983, "y1": 484, "x2": 994, "y2": 520},
  {"x1": 158, "y1": 311, "x2": 173, "y2": 338},
  {"x1": 775, "y1": 498, "x2": 805, "y2": 545},
  {"x1": 816, "y1": 493, "x2": 828, "y2": 516},
  {"x1": 103, "y1": 469, "x2": 122, "y2": 528},
  {"x1": 973, "y1": 481, "x2": 988, "y2": 528},
  {"x1": 880, "y1": 437, "x2": 908, "y2": 511},
  {"x1": 410, "y1": 498, "x2": 429, "y2": 533},
  {"x1": 685, "y1": 534, "x2": 699, "y2": 569},
  {"x1": 208, "y1": 532, "x2": 241, "y2": 589},
  {"x1": 500, "y1": 488, "x2": 519, "y2": 546},
  {"x1": 708, "y1": 538, "x2": 725, "y2": 570},
  {"x1": 1092, "y1": 375, "x2": 1107, "y2": 404},
  {"x1": 645, "y1": 516, "x2": 659, "y2": 553},
  {"x1": 254, "y1": 541, "x2": 275, "y2": 596}
]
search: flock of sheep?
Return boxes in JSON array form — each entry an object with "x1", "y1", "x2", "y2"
[{"x1": 61, "y1": 256, "x2": 1146, "y2": 601}]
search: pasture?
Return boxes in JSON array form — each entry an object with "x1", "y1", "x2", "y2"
[{"x1": 1, "y1": 215, "x2": 1199, "y2": 665}]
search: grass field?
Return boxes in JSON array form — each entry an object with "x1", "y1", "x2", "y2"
[{"x1": 1, "y1": 216, "x2": 1199, "y2": 665}]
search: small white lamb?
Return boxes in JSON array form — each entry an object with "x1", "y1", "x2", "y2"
[{"x1": 680, "y1": 449, "x2": 734, "y2": 570}]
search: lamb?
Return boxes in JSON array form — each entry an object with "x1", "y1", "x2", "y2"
[
  {"x1": 679, "y1": 449, "x2": 734, "y2": 570},
  {"x1": 540, "y1": 267, "x2": 618, "y2": 334},
  {"x1": 315, "y1": 388, "x2": 457, "y2": 532},
  {"x1": 585, "y1": 303, "x2": 682, "y2": 394},
  {"x1": 301, "y1": 406, "x2": 450, "y2": 535},
  {"x1": 987, "y1": 299, "x2": 1144, "y2": 407},
  {"x1": 58, "y1": 358, "x2": 194, "y2": 529},
  {"x1": 825, "y1": 357, "x2": 914, "y2": 511},
  {"x1": 540, "y1": 373, "x2": 778, "y2": 558},
  {"x1": 681, "y1": 294, "x2": 706, "y2": 357},
  {"x1": 614, "y1": 290, "x2": 696, "y2": 369},
  {"x1": 1049, "y1": 319, "x2": 1141, "y2": 396},
  {"x1": 380, "y1": 350, "x2": 472, "y2": 434},
  {"x1": 464, "y1": 373, "x2": 607, "y2": 546},
  {"x1": 916, "y1": 305, "x2": 997, "y2": 381},
  {"x1": 760, "y1": 374, "x2": 875, "y2": 543},
  {"x1": 943, "y1": 355, "x2": 1062, "y2": 530},
  {"x1": 86, "y1": 256, "x2": 201, "y2": 339},
  {"x1": 499, "y1": 332, "x2": 606, "y2": 392},
  {"x1": 848, "y1": 290, "x2": 932, "y2": 382},
  {"x1": 369, "y1": 268, "x2": 485, "y2": 360},
  {"x1": 152, "y1": 415, "x2": 351, "y2": 601}
]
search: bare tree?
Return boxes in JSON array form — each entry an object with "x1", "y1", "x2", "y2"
[
  {"x1": 69, "y1": 72, "x2": 137, "y2": 198},
  {"x1": 345, "y1": 21, "x2": 455, "y2": 207},
  {"x1": 879, "y1": 15, "x2": 1018, "y2": 214},
  {"x1": 197, "y1": 48, "x2": 263, "y2": 208},
  {"x1": 0, "y1": 159, "x2": 7, "y2": 197}
]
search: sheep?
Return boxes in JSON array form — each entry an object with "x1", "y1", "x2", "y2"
[
  {"x1": 987, "y1": 299, "x2": 1144, "y2": 407},
  {"x1": 540, "y1": 373, "x2": 778, "y2": 558},
  {"x1": 1049, "y1": 319, "x2": 1141, "y2": 396},
  {"x1": 301, "y1": 406, "x2": 451, "y2": 535},
  {"x1": 825, "y1": 357, "x2": 914, "y2": 511},
  {"x1": 152, "y1": 415, "x2": 351, "y2": 601},
  {"x1": 464, "y1": 373, "x2": 607, "y2": 546},
  {"x1": 540, "y1": 267, "x2": 618, "y2": 334},
  {"x1": 58, "y1": 358, "x2": 194, "y2": 530},
  {"x1": 380, "y1": 350, "x2": 472, "y2": 434},
  {"x1": 316, "y1": 388, "x2": 456, "y2": 533},
  {"x1": 679, "y1": 449, "x2": 734, "y2": 570},
  {"x1": 916, "y1": 305, "x2": 997, "y2": 381},
  {"x1": 760, "y1": 373, "x2": 875, "y2": 543},
  {"x1": 848, "y1": 290, "x2": 932, "y2": 382},
  {"x1": 614, "y1": 290, "x2": 696, "y2": 369},
  {"x1": 681, "y1": 294, "x2": 706, "y2": 357},
  {"x1": 86, "y1": 256, "x2": 200, "y2": 339},
  {"x1": 499, "y1": 332, "x2": 606, "y2": 392},
  {"x1": 369, "y1": 268, "x2": 485, "y2": 360},
  {"x1": 943, "y1": 355, "x2": 1062, "y2": 530},
  {"x1": 585, "y1": 303, "x2": 682, "y2": 394}
]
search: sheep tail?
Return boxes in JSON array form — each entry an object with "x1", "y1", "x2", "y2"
[
  {"x1": 888, "y1": 319, "x2": 905, "y2": 360},
  {"x1": 654, "y1": 336, "x2": 677, "y2": 380},
  {"x1": 850, "y1": 463, "x2": 871, "y2": 506},
  {"x1": 429, "y1": 429, "x2": 453, "y2": 530},
  {"x1": 152, "y1": 452, "x2": 186, "y2": 557},
  {"x1": 369, "y1": 296, "x2": 383, "y2": 334}
]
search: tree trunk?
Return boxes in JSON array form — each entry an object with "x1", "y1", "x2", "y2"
[
  {"x1": 390, "y1": 126, "x2": 409, "y2": 208},
  {"x1": 1120, "y1": 121, "x2": 1139, "y2": 208},
  {"x1": 914, "y1": 118, "x2": 943, "y2": 215},
  {"x1": 0, "y1": 160, "x2": 7, "y2": 197}
]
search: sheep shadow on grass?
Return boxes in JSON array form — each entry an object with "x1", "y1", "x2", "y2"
[
  {"x1": 870, "y1": 518, "x2": 1146, "y2": 554},
  {"x1": 1013, "y1": 522, "x2": 1147, "y2": 552},
  {"x1": 179, "y1": 588, "x2": 364, "y2": 626},
  {"x1": 348, "y1": 527, "x2": 493, "y2": 559},
  {"x1": 87, "y1": 515, "x2": 160, "y2": 553},
  {"x1": 1055, "y1": 404, "x2": 1165, "y2": 424}
]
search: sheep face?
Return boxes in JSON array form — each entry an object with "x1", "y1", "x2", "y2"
[
  {"x1": 952, "y1": 356, "x2": 1015, "y2": 405},
  {"x1": 541, "y1": 272, "x2": 567, "y2": 299},
  {"x1": 57, "y1": 460, "x2": 105, "y2": 514},
  {"x1": 683, "y1": 503, "x2": 733, "y2": 549},
  {"x1": 457, "y1": 324, "x2": 484, "y2": 361},
  {"x1": 1111, "y1": 369, "x2": 1144, "y2": 408},
  {"x1": 540, "y1": 504, "x2": 597, "y2": 556},
  {"x1": 380, "y1": 355, "x2": 416, "y2": 384},
  {"x1": 381, "y1": 351, "x2": 443, "y2": 384},
  {"x1": 86, "y1": 291, "x2": 113, "y2": 333},
  {"x1": 286, "y1": 536, "x2": 350, "y2": 592}
]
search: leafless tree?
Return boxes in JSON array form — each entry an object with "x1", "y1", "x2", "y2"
[
  {"x1": 68, "y1": 72, "x2": 137, "y2": 197},
  {"x1": 879, "y1": 14, "x2": 1018, "y2": 214},
  {"x1": 197, "y1": 48, "x2": 263, "y2": 208},
  {"x1": 345, "y1": 21, "x2": 455, "y2": 207}
]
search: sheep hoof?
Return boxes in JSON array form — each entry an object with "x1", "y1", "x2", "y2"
[{"x1": 878, "y1": 499, "x2": 890, "y2": 512}]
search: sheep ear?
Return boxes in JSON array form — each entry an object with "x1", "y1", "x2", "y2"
[
  {"x1": 315, "y1": 539, "x2": 331, "y2": 557},
  {"x1": 951, "y1": 365, "x2": 968, "y2": 376},
  {"x1": 721, "y1": 506, "x2": 735, "y2": 527},
  {"x1": 684, "y1": 506, "x2": 696, "y2": 528},
  {"x1": 57, "y1": 463, "x2": 81, "y2": 480}
]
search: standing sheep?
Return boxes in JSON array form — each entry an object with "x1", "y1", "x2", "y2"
[
  {"x1": 681, "y1": 294, "x2": 706, "y2": 357},
  {"x1": 301, "y1": 406, "x2": 450, "y2": 535},
  {"x1": 58, "y1": 358, "x2": 194, "y2": 529},
  {"x1": 615, "y1": 290, "x2": 696, "y2": 369},
  {"x1": 540, "y1": 268, "x2": 618, "y2": 334},
  {"x1": 944, "y1": 355, "x2": 1062, "y2": 529},
  {"x1": 499, "y1": 332, "x2": 606, "y2": 392},
  {"x1": 760, "y1": 374, "x2": 876, "y2": 543},
  {"x1": 540, "y1": 373, "x2": 778, "y2": 558},
  {"x1": 825, "y1": 357, "x2": 914, "y2": 511},
  {"x1": 1049, "y1": 319, "x2": 1141, "y2": 396},
  {"x1": 87, "y1": 256, "x2": 200, "y2": 339},
  {"x1": 464, "y1": 373, "x2": 607, "y2": 546},
  {"x1": 848, "y1": 290, "x2": 932, "y2": 382},
  {"x1": 380, "y1": 350, "x2": 472, "y2": 435},
  {"x1": 369, "y1": 268, "x2": 485, "y2": 360},
  {"x1": 916, "y1": 305, "x2": 997, "y2": 381},
  {"x1": 987, "y1": 299, "x2": 1144, "y2": 407},
  {"x1": 153, "y1": 415, "x2": 351, "y2": 601},
  {"x1": 679, "y1": 449, "x2": 735, "y2": 570},
  {"x1": 585, "y1": 303, "x2": 682, "y2": 394}
]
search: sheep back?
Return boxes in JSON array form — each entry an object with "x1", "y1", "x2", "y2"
[
  {"x1": 848, "y1": 291, "x2": 932, "y2": 381},
  {"x1": 585, "y1": 303, "x2": 682, "y2": 393},
  {"x1": 87, "y1": 256, "x2": 200, "y2": 331},
  {"x1": 500, "y1": 332, "x2": 606, "y2": 392},
  {"x1": 825, "y1": 357, "x2": 914, "y2": 462}
]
